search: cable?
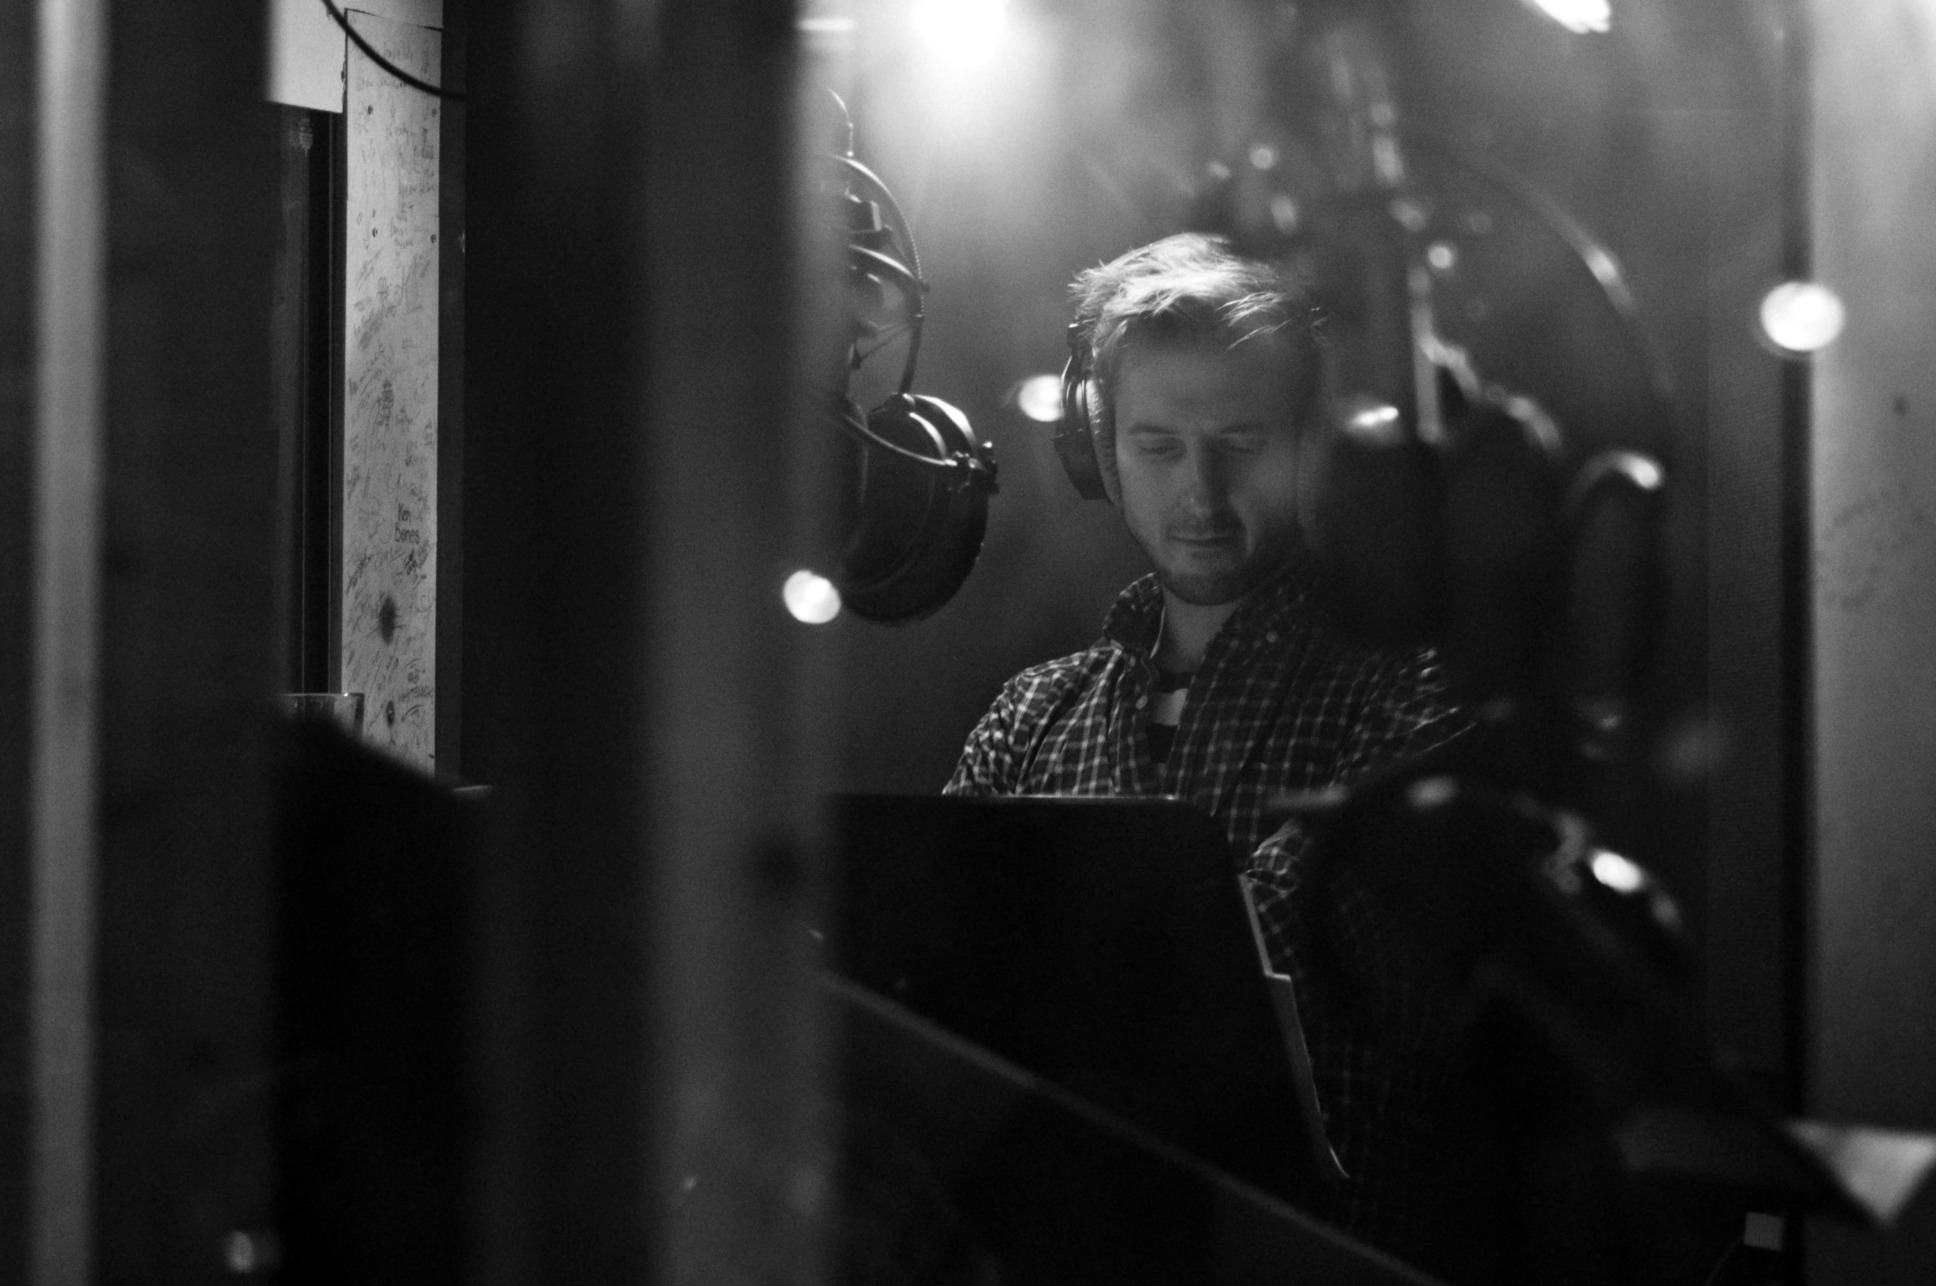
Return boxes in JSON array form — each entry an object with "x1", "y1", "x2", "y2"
[{"x1": 320, "y1": 0, "x2": 465, "y2": 102}]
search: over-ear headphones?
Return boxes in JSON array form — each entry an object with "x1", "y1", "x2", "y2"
[
  {"x1": 1054, "y1": 323, "x2": 1112, "y2": 502},
  {"x1": 826, "y1": 141, "x2": 999, "y2": 624},
  {"x1": 1052, "y1": 311, "x2": 1324, "y2": 508}
]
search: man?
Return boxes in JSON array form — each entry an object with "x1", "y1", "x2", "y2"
[{"x1": 945, "y1": 233, "x2": 1473, "y2": 1265}]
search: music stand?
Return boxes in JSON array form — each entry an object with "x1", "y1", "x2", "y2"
[{"x1": 829, "y1": 793, "x2": 1359, "y2": 1205}]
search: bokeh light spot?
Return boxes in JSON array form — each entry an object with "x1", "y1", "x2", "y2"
[
  {"x1": 1760, "y1": 280, "x2": 1846, "y2": 354},
  {"x1": 1406, "y1": 776, "x2": 1459, "y2": 810},
  {"x1": 1341, "y1": 398, "x2": 1405, "y2": 446},
  {"x1": 1016, "y1": 372, "x2": 1064, "y2": 423},
  {"x1": 783, "y1": 570, "x2": 843, "y2": 625},
  {"x1": 1589, "y1": 847, "x2": 1646, "y2": 894},
  {"x1": 1269, "y1": 194, "x2": 1300, "y2": 235}
]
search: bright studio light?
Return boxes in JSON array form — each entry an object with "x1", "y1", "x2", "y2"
[
  {"x1": 1760, "y1": 280, "x2": 1847, "y2": 354},
  {"x1": 782, "y1": 570, "x2": 843, "y2": 625},
  {"x1": 1015, "y1": 373, "x2": 1063, "y2": 423},
  {"x1": 1525, "y1": 0, "x2": 1611, "y2": 34},
  {"x1": 911, "y1": 0, "x2": 1009, "y2": 66}
]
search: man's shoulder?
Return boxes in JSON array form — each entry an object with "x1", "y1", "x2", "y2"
[
  {"x1": 1348, "y1": 639, "x2": 1455, "y2": 691},
  {"x1": 992, "y1": 574, "x2": 1157, "y2": 700},
  {"x1": 995, "y1": 639, "x2": 1119, "y2": 706},
  {"x1": 949, "y1": 635, "x2": 1126, "y2": 795}
]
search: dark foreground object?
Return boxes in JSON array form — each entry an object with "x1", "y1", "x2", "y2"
[
  {"x1": 830, "y1": 974, "x2": 1438, "y2": 1286},
  {"x1": 831, "y1": 794, "x2": 1313, "y2": 1204},
  {"x1": 274, "y1": 719, "x2": 478, "y2": 1286},
  {"x1": 829, "y1": 793, "x2": 1436, "y2": 1284}
]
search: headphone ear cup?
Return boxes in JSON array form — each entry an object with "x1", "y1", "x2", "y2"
[{"x1": 1052, "y1": 354, "x2": 1110, "y2": 501}]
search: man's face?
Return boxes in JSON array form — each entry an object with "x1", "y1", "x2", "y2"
[{"x1": 1112, "y1": 334, "x2": 1308, "y2": 607}]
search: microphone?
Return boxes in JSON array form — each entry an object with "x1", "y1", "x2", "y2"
[{"x1": 822, "y1": 109, "x2": 998, "y2": 625}]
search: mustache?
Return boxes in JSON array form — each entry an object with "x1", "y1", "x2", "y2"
[{"x1": 1166, "y1": 522, "x2": 1242, "y2": 541}]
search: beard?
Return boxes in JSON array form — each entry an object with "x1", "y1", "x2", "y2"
[
  {"x1": 1138, "y1": 525, "x2": 1298, "y2": 607},
  {"x1": 1153, "y1": 561, "x2": 1272, "y2": 607}
]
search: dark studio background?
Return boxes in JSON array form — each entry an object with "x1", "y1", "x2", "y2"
[
  {"x1": 823, "y1": 0, "x2": 1792, "y2": 1093},
  {"x1": 5, "y1": 0, "x2": 1936, "y2": 1282}
]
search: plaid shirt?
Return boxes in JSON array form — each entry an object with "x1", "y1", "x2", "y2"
[{"x1": 945, "y1": 556, "x2": 1472, "y2": 1264}]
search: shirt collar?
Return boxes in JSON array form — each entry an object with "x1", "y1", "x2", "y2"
[{"x1": 1101, "y1": 575, "x2": 1166, "y2": 657}]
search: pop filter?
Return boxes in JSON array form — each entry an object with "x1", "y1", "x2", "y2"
[{"x1": 832, "y1": 391, "x2": 995, "y2": 625}]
